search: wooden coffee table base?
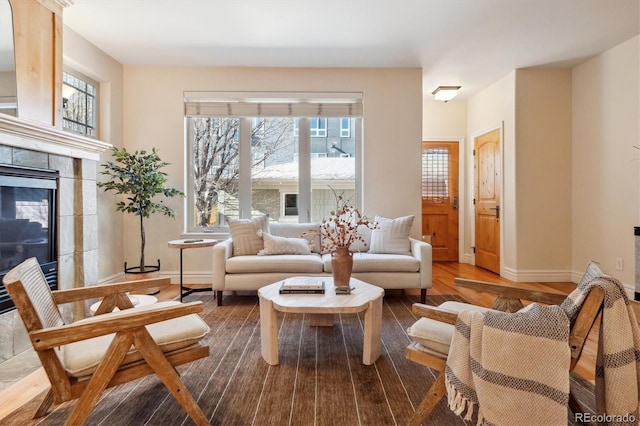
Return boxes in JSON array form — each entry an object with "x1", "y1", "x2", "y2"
[
  {"x1": 258, "y1": 277, "x2": 384, "y2": 366},
  {"x1": 309, "y1": 314, "x2": 335, "y2": 327}
]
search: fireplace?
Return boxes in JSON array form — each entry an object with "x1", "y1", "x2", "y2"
[
  {"x1": 0, "y1": 164, "x2": 58, "y2": 313},
  {"x1": 0, "y1": 114, "x2": 110, "y2": 363}
]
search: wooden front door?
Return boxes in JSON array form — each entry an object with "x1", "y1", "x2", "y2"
[
  {"x1": 474, "y1": 129, "x2": 501, "y2": 273},
  {"x1": 421, "y1": 141, "x2": 459, "y2": 261}
]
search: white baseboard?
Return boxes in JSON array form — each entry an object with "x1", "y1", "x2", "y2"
[
  {"x1": 98, "y1": 271, "x2": 212, "y2": 286},
  {"x1": 159, "y1": 270, "x2": 213, "y2": 285},
  {"x1": 501, "y1": 267, "x2": 574, "y2": 283},
  {"x1": 98, "y1": 272, "x2": 125, "y2": 284},
  {"x1": 462, "y1": 253, "x2": 474, "y2": 264},
  {"x1": 506, "y1": 267, "x2": 635, "y2": 300}
]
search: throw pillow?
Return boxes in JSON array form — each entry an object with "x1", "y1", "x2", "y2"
[
  {"x1": 257, "y1": 231, "x2": 312, "y2": 255},
  {"x1": 349, "y1": 224, "x2": 373, "y2": 252},
  {"x1": 369, "y1": 215, "x2": 414, "y2": 254},
  {"x1": 227, "y1": 215, "x2": 269, "y2": 256},
  {"x1": 577, "y1": 260, "x2": 606, "y2": 287}
]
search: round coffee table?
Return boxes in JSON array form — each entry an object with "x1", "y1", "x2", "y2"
[{"x1": 258, "y1": 277, "x2": 384, "y2": 366}]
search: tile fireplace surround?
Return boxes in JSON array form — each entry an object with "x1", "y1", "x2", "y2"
[{"x1": 0, "y1": 114, "x2": 110, "y2": 362}]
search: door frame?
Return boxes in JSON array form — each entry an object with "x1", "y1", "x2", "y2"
[
  {"x1": 422, "y1": 137, "x2": 465, "y2": 263},
  {"x1": 470, "y1": 123, "x2": 504, "y2": 274}
]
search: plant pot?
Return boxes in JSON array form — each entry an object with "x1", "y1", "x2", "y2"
[
  {"x1": 124, "y1": 260, "x2": 161, "y2": 294},
  {"x1": 331, "y1": 246, "x2": 353, "y2": 294}
]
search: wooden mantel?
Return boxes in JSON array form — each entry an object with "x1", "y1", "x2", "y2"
[
  {"x1": 0, "y1": 113, "x2": 111, "y2": 160},
  {"x1": 1, "y1": 0, "x2": 111, "y2": 159},
  {"x1": 9, "y1": 0, "x2": 72, "y2": 128}
]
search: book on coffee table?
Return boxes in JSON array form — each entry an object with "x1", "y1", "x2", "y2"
[{"x1": 279, "y1": 278, "x2": 325, "y2": 294}]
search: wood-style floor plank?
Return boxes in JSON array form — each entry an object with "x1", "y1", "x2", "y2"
[{"x1": 2, "y1": 262, "x2": 638, "y2": 422}]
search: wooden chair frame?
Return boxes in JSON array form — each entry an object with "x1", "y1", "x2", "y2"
[
  {"x1": 4, "y1": 258, "x2": 211, "y2": 426},
  {"x1": 405, "y1": 277, "x2": 604, "y2": 425}
]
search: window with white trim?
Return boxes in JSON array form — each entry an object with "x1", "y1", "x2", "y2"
[
  {"x1": 283, "y1": 193, "x2": 299, "y2": 216},
  {"x1": 340, "y1": 117, "x2": 351, "y2": 137},
  {"x1": 62, "y1": 70, "x2": 98, "y2": 138},
  {"x1": 184, "y1": 92, "x2": 362, "y2": 232},
  {"x1": 310, "y1": 117, "x2": 327, "y2": 137}
]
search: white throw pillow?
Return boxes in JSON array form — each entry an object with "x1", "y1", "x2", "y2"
[
  {"x1": 369, "y1": 215, "x2": 414, "y2": 254},
  {"x1": 227, "y1": 215, "x2": 269, "y2": 256},
  {"x1": 258, "y1": 231, "x2": 312, "y2": 255},
  {"x1": 349, "y1": 224, "x2": 373, "y2": 252}
]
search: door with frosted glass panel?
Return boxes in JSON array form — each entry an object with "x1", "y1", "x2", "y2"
[{"x1": 421, "y1": 142, "x2": 459, "y2": 261}]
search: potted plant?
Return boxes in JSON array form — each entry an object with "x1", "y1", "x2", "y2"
[{"x1": 98, "y1": 147, "x2": 184, "y2": 276}]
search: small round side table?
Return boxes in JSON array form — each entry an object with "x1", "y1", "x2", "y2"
[{"x1": 168, "y1": 239, "x2": 217, "y2": 301}]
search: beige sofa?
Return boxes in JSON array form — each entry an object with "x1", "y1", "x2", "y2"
[{"x1": 212, "y1": 222, "x2": 432, "y2": 305}]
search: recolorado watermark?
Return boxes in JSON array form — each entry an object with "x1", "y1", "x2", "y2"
[{"x1": 574, "y1": 413, "x2": 636, "y2": 423}]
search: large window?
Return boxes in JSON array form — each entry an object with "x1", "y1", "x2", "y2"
[
  {"x1": 185, "y1": 92, "x2": 362, "y2": 232},
  {"x1": 62, "y1": 70, "x2": 97, "y2": 138},
  {"x1": 310, "y1": 117, "x2": 327, "y2": 137}
]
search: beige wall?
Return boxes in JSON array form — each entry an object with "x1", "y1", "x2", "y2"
[
  {"x1": 422, "y1": 100, "x2": 467, "y2": 140},
  {"x1": 63, "y1": 26, "x2": 125, "y2": 281},
  {"x1": 64, "y1": 23, "x2": 639, "y2": 294},
  {"x1": 466, "y1": 72, "x2": 516, "y2": 275},
  {"x1": 572, "y1": 35, "x2": 639, "y2": 289},
  {"x1": 120, "y1": 66, "x2": 422, "y2": 281},
  {"x1": 514, "y1": 68, "x2": 572, "y2": 278},
  {"x1": 58, "y1": 35, "x2": 423, "y2": 283}
]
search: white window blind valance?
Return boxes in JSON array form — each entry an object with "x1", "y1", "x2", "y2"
[{"x1": 184, "y1": 91, "x2": 363, "y2": 118}]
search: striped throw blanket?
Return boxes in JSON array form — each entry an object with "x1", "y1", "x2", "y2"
[
  {"x1": 445, "y1": 303, "x2": 572, "y2": 425},
  {"x1": 561, "y1": 264, "x2": 640, "y2": 425}
]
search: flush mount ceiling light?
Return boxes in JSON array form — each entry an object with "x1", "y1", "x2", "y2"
[{"x1": 432, "y1": 86, "x2": 461, "y2": 102}]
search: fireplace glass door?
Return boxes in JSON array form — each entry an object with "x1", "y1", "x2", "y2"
[{"x1": 0, "y1": 165, "x2": 58, "y2": 313}]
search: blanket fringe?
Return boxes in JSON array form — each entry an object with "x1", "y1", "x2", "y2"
[{"x1": 446, "y1": 375, "x2": 478, "y2": 423}]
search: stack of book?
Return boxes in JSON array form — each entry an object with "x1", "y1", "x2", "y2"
[{"x1": 279, "y1": 278, "x2": 325, "y2": 294}]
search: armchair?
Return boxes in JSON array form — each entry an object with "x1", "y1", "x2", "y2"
[
  {"x1": 405, "y1": 277, "x2": 604, "y2": 425},
  {"x1": 3, "y1": 257, "x2": 211, "y2": 425}
]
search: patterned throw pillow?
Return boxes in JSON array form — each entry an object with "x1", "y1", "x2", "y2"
[
  {"x1": 258, "y1": 231, "x2": 311, "y2": 255},
  {"x1": 369, "y1": 215, "x2": 414, "y2": 254},
  {"x1": 577, "y1": 260, "x2": 606, "y2": 286},
  {"x1": 227, "y1": 215, "x2": 269, "y2": 256},
  {"x1": 348, "y1": 224, "x2": 373, "y2": 252}
]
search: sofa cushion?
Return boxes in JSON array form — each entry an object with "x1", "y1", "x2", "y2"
[
  {"x1": 322, "y1": 252, "x2": 419, "y2": 273},
  {"x1": 369, "y1": 215, "x2": 414, "y2": 254},
  {"x1": 226, "y1": 253, "x2": 324, "y2": 274},
  {"x1": 348, "y1": 224, "x2": 373, "y2": 253},
  {"x1": 227, "y1": 215, "x2": 269, "y2": 256},
  {"x1": 58, "y1": 301, "x2": 210, "y2": 377},
  {"x1": 258, "y1": 231, "x2": 311, "y2": 255},
  {"x1": 407, "y1": 301, "x2": 497, "y2": 356},
  {"x1": 270, "y1": 222, "x2": 321, "y2": 253}
]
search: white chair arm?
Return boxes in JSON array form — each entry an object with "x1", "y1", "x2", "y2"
[
  {"x1": 410, "y1": 238, "x2": 432, "y2": 289},
  {"x1": 212, "y1": 239, "x2": 233, "y2": 290}
]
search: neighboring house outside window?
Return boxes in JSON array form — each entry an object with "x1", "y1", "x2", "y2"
[
  {"x1": 283, "y1": 193, "x2": 299, "y2": 216},
  {"x1": 340, "y1": 117, "x2": 350, "y2": 137},
  {"x1": 184, "y1": 92, "x2": 362, "y2": 233},
  {"x1": 310, "y1": 117, "x2": 327, "y2": 137},
  {"x1": 62, "y1": 70, "x2": 97, "y2": 138}
]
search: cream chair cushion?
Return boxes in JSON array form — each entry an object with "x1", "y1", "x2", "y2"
[
  {"x1": 407, "y1": 301, "x2": 497, "y2": 357},
  {"x1": 58, "y1": 301, "x2": 210, "y2": 377}
]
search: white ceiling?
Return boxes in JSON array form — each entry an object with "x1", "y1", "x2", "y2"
[{"x1": 63, "y1": 0, "x2": 640, "y2": 100}]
